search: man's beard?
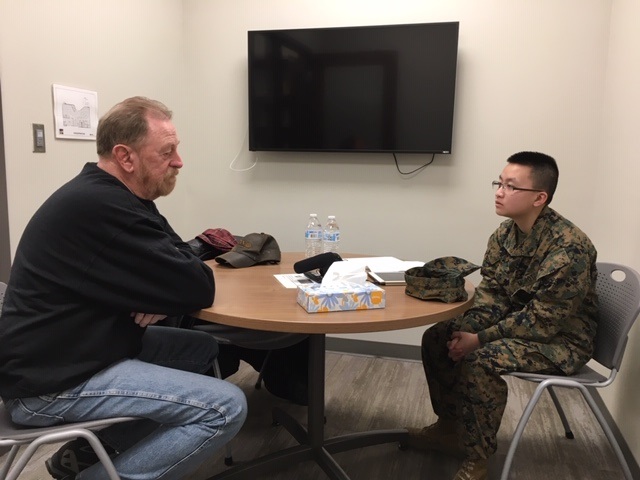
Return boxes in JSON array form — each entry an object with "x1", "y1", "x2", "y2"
[
  {"x1": 141, "y1": 168, "x2": 178, "y2": 199},
  {"x1": 157, "y1": 170, "x2": 178, "y2": 197}
]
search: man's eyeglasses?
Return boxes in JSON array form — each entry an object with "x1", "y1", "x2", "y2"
[{"x1": 491, "y1": 181, "x2": 544, "y2": 194}]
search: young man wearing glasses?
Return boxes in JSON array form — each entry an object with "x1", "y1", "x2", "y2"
[{"x1": 408, "y1": 151, "x2": 598, "y2": 480}]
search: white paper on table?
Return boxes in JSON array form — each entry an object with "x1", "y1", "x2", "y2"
[
  {"x1": 343, "y1": 256, "x2": 424, "y2": 272},
  {"x1": 274, "y1": 273, "x2": 317, "y2": 289}
]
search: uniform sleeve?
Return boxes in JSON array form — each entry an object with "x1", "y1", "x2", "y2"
[{"x1": 477, "y1": 244, "x2": 592, "y2": 344}]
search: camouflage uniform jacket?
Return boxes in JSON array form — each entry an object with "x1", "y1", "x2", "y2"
[{"x1": 461, "y1": 206, "x2": 598, "y2": 374}]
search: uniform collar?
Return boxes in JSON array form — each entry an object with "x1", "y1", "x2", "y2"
[{"x1": 503, "y1": 206, "x2": 553, "y2": 256}]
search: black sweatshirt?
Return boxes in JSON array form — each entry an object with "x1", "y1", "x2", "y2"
[{"x1": 0, "y1": 163, "x2": 215, "y2": 399}]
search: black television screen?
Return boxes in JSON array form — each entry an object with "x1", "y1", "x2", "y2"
[{"x1": 248, "y1": 22, "x2": 459, "y2": 154}]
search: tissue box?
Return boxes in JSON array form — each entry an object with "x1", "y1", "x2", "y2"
[{"x1": 296, "y1": 282, "x2": 386, "y2": 313}]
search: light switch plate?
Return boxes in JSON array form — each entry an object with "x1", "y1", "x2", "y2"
[{"x1": 32, "y1": 123, "x2": 45, "y2": 153}]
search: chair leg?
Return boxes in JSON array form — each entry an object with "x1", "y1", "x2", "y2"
[
  {"x1": 213, "y1": 358, "x2": 222, "y2": 379},
  {"x1": 224, "y1": 443, "x2": 233, "y2": 466},
  {"x1": 5, "y1": 437, "x2": 63, "y2": 480},
  {"x1": 500, "y1": 381, "x2": 549, "y2": 480},
  {"x1": 255, "y1": 350, "x2": 273, "y2": 390},
  {"x1": 212, "y1": 358, "x2": 233, "y2": 466},
  {"x1": 502, "y1": 380, "x2": 635, "y2": 480},
  {"x1": 578, "y1": 387, "x2": 634, "y2": 480},
  {"x1": 3, "y1": 430, "x2": 121, "y2": 480},
  {"x1": 0, "y1": 445, "x2": 20, "y2": 479},
  {"x1": 78, "y1": 431, "x2": 121, "y2": 480},
  {"x1": 547, "y1": 386, "x2": 574, "y2": 439}
]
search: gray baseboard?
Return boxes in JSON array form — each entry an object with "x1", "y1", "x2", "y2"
[
  {"x1": 325, "y1": 337, "x2": 640, "y2": 478},
  {"x1": 326, "y1": 337, "x2": 421, "y2": 361}
]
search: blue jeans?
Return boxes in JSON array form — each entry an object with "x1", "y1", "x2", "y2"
[{"x1": 4, "y1": 326, "x2": 247, "y2": 480}]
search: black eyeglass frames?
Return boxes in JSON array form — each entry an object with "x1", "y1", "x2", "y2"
[{"x1": 491, "y1": 181, "x2": 544, "y2": 194}]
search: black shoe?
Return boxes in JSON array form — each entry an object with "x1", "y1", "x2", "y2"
[{"x1": 45, "y1": 437, "x2": 107, "y2": 479}]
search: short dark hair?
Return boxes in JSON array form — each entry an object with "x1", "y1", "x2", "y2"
[
  {"x1": 96, "y1": 97, "x2": 172, "y2": 157},
  {"x1": 507, "y1": 151, "x2": 559, "y2": 204}
]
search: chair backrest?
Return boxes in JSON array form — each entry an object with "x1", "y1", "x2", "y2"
[{"x1": 593, "y1": 262, "x2": 640, "y2": 371}]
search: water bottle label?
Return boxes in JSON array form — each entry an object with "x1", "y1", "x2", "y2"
[
  {"x1": 324, "y1": 232, "x2": 340, "y2": 242},
  {"x1": 306, "y1": 230, "x2": 321, "y2": 240}
]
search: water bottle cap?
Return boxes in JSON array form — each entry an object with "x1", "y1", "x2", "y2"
[
  {"x1": 310, "y1": 213, "x2": 318, "y2": 217},
  {"x1": 328, "y1": 215, "x2": 335, "y2": 219}
]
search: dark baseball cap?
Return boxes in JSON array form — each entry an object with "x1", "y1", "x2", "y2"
[{"x1": 214, "y1": 233, "x2": 281, "y2": 268}]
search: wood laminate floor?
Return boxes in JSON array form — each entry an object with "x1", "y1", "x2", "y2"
[{"x1": 1, "y1": 352, "x2": 626, "y2": 479}]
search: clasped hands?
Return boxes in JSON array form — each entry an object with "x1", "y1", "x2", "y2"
[
  {"x1": 447, "y1": 331, "x2": 480, "y2": 362},
  {"x1": 131, "y1": 312, "x2": 167, "y2": 327}
]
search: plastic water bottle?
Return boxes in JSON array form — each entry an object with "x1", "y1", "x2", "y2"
[
  {"x1": 304, "y1": 214, "x2": 323, "y2": 258},
  {"x1": 322, "y1": 215, "x2": 340, "y2": 253}
]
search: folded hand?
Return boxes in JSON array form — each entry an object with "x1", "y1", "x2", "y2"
[
  {"x1": 447, "y1": 331, "x2": 480, "y2": 362},
  {"x1": 131, "y1": 312, "x2": 167, "y2": 327}
]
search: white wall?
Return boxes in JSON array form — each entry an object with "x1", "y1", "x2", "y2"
[
  {"x1": 2, "y1": 0, "x2": 639, "y2": 466},
  {"x1": 593, "y1": 0, "x2": 640, "y2": 461},
  {"x1": 0, "y1": 0, "x2": 185, "y2": 251},
  {"x1": 179, "y1": 0, "x2": 608, "y2": 347}
]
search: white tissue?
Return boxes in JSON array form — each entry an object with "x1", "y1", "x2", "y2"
[{"x1": 320, "y1": 261, "x2": 368, "y2": 287}]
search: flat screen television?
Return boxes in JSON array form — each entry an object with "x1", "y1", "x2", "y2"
[{"x1": 248, "y1": 22, "x2": 459, "y2": 154}]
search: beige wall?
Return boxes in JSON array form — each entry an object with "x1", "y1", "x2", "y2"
[
  {"x1": 592, "y1": 0, "x2": 640, "y2": 460},
  {"x1": 0, "y1": 0, "x2": 185, "y2": 250},
  {"x1": 1, "y1": 0, "x2": 639, "y2": 466}
]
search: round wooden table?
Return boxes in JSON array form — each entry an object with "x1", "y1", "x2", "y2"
[{"x1": 194, "y1": 253, "x2": 474, "y2": 480}]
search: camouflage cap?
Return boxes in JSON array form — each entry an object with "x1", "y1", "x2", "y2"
[{"x1": 405, "y1": 256, "x2": 480, "y2": 303}]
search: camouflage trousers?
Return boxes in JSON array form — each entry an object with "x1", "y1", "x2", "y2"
[{"x1": 421, "y1": 319, "x2": 563, "y2": 460}]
